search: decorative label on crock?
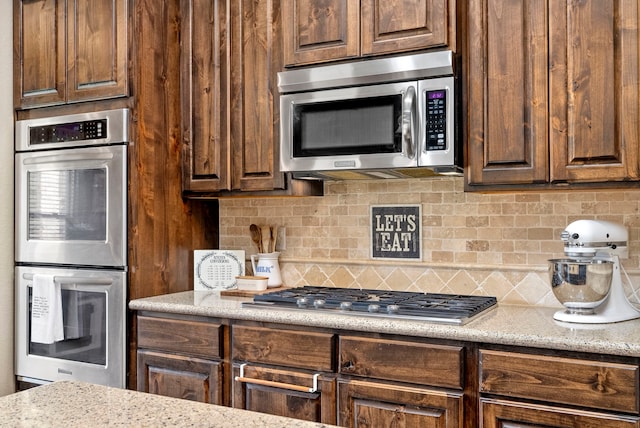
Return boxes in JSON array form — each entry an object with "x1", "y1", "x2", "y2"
[
  {"x1": 255, "y1": 264, "x2": 273, "y2": 274},
  {"x1": 370, "y1": 205, "x2": 422, "y2": 260}
]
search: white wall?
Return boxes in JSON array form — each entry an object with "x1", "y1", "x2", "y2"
[{"x1": 0, "y1": 1, "x2": 14, "y2": 395}]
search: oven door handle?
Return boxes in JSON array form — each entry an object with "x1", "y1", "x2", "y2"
[
  {"x1": 22, "y1": 152, "x2": 115, "y2": 165},
  {"x1": 234, "y1": 363, "x2": 320, "y2": 393},
  {"x1": 401, "y1": 85, "x2": 417, "y2": 160},
  {"x1": 22, "y1": 273, "x2": 113, "y2": 286}
]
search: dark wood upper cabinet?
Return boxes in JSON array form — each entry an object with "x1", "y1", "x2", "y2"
[
  {"x1": 283, "y1": 0, "x2": 455, "y2": 67},
  {"x1": 180, "y1": 0, "x2": 230, "y2": 192},
  {"x1": 548, "y1": 0, "x2": 639, "y2": 183},
  {"x1": 361, "y1": 0, "x2": 451, "y2": 56},
  {"x1": 282, "y1": 0, "x2": 359, "y2": 66},
  {"x1": 180, "y1": 0, "x2": 322, "y2": 197},
  {"x1": 14, "y1": 0, "x2": 129, "y2": 109},
  {"x1": 466, "y1": 0, "x2": 548, "y2": 186},
  {"x1": 229, "y1": 0, "x2": 285, "y2": 192},
  {"x1": 466, "y1": 0, "x2": 640, "y2": 189},
  {"x1": 181, "y1": 0, "x2": 282, "y2": 193}
]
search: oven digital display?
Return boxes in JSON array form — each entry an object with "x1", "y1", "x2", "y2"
[{"x1": 29, "y1": 119, "x2": 108, "y2": 145}]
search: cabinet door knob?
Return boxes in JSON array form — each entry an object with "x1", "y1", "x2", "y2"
[{"x1": 341, "y1": 360, "x2": 355, "y2": 372}]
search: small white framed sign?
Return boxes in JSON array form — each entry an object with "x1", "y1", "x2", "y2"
[
  {"x1": 370, "y1": 205, "x2": 422, "y2": 260},
  {"x1": 194, "y1": 250, "x2": 245, "y2": 290}
]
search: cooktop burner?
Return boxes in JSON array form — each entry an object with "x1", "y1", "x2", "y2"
[{"x1": 243, "y1": 286, "x2": 497, "y2": 325}]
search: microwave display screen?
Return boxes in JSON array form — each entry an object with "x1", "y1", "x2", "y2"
[{"x1": 293, "y1": 95, "x2": 402, "y2": 156}]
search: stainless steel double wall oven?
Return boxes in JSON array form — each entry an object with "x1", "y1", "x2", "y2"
[{"x1": 15, "y1": 109, "x2": 129, "y2": 388}]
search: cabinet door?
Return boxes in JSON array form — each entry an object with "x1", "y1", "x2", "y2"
[
  {"x1": 232, "y1": 364, "x2": 337, "y2": 425},
  {"x1": 466, "y1": 0, "x2": 549, "y2": 186},
  {"x1": 66, "y1": 0, "x2": 129, "y2": 102},
  {"x1": 549, "y1": 0, "x2": 640, "y2": 183},
  {"x1": 14, "y1": 0, "x2": 128, "y2": 109},
  {"x1": 229, "y1": 0, "x2": 286, "y2": 191},
  {"x1": 481, "y1": 398, "x2": 640, "y2": 428},
  {"x1": 14, "y1": 0, "x2": 66, "y2": 108},
  {"x1": 338, "y1": 378, "x2": 464, "y2": 427},
  {"x1": 361, "y1": 0, "x2": 451, "y2": 56},
  {"x1": 137, "y1": 350, "x2": 224, "y2": 405},
  {"x1": 282, "y1": 0, "x2": 359, "y2": 66},
  {"x1": 180, "y1": 0, "x2": 230, "y2": 192}
]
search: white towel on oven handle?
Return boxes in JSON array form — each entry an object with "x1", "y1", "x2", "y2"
[{"x1": 30, "y1": 274, "x2": 64, "y2": 344}]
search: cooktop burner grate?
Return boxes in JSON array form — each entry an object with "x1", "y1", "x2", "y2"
[{"x1": 245, "y1": 286, "x2": 497, "y2": 325}]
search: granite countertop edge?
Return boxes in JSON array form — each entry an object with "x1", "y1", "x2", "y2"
[
  {"x1": 0, "y1": 381, "x2": 336, "y2": 427},
  {"x1": 129, "y1": 290, "x2": 640, "y2": 358}
]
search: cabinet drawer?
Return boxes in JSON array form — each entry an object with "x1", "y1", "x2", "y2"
[
  {"x1": 339, "y1": 336, "x2": 464, "y2": 389},
  {"x1": 232, "y1": 326, "x2": 334, "y2": 371},
  {"x1": 137, "y1": 315, "x2": 222, "y2": 359},
  {"x1": 480, "y1": 349, "x2": 640, "y2": 413},
  {"x1": 232, "y1": 364, "x2": 337, "y2": 424}
]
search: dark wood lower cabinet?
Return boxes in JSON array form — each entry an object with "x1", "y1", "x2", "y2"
[
  {"x1": 135, "y1": 313, "x2": 640, "y2": 426},
  {"x1": 232, "y1": 364, "x2": 337, "y2": 424},
  {"x1": 137, "y1": 350, "x2": 224, "y2": 404},
  {"x1": 338, "y1": 378, "x2": 463, "y2": 427},
  {"x1": 481, "y1": 399, "x2": 640, "y2": 427}
]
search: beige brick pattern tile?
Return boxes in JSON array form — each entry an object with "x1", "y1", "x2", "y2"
[{"x1": 219, "y1": 177, "x2": 640, "y2": 307}]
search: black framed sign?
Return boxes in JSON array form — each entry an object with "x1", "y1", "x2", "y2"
[{"x1": 370, "y1": 205, "x2": 422, "y2": 260}]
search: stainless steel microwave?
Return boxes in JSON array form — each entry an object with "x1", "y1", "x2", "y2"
[{"x1": 278, "y1": 51, "x2": 461, "y2": 180}]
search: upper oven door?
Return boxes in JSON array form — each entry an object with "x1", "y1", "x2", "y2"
[
  {"x1": 280, "y1": 81, "x2": 419, "y2": 173},
  {"x1": 15, "y1": 145, "x2": 127, "y2": 268}
]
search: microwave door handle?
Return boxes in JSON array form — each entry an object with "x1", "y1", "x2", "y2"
[
  {"x1": 22, "y1": 273, "x2": 113, "y2": 286},
  {"x1": 402, "y1": 86, "x2": 417, "y2": 159}
]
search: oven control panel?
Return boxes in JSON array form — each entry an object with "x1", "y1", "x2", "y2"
[{"x1": 29, "y1": 119, "x2": 108, "y2": 145}]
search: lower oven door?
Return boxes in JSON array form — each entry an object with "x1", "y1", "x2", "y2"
[{"x1": 15, "y1": 266, "x2": 126, "y2": 388}]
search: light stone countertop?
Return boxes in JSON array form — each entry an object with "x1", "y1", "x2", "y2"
[
  {"x1": 130, "y1": 290, "x2": 640, "y2": 357},
  {"x1": 0, "y1": 381, "x2": 336, "y2": 427}
]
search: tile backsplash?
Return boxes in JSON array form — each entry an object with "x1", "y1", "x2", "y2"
[{"x1": 218, "y1": 177, "x2": 640, "y2": 307}]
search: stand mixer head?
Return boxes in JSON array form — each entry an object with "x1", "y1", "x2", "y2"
[{"x1": 550, "y1": 220, "x2": 640, "y2": 323}]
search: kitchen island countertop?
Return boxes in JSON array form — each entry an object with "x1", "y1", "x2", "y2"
[
  {"x1": 130, "y1": 290, "x2": 640, "y2": 357},
  {"x1": 0, "y1": 381, "x2": 336, "y2": 427}
]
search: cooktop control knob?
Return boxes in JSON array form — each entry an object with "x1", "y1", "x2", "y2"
[
  {"x1": 339, "y1": 301, "x2": 352, "y2": 311},
  {"x1": 313, "y1": 299, "x2": 326, "y2": 309},
  {"x1": 387, "y1": 304, "x2": 400, "y2": 314},
  {"x1": 368, "y1": 304, "x2": 380, "y2": 313},
  {"x1": 296, "y1": 297, "x2": 309, "y2": 308}
]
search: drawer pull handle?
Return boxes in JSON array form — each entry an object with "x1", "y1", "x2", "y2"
[{"x1": 235, "y1": 363, "x2": 320, "y2": 393}]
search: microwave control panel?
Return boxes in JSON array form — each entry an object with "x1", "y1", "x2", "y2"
[
  {"x1": 29, "y1": 119, "x2": 108, "y2": 145},
  {"x1": 424, "y1": 89, "x2": 447, "y2": 151}
]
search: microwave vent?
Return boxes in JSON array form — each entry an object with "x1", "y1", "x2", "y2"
[
  {"x1": 278, "y1": 51, "x2": 454, "y2": 94},
  {"x1": 292, "y1": 167, "x2": 463, "y2": 181}
]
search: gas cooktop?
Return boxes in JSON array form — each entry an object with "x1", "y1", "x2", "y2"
[{"x1": 243, "y1": 286, "x2": 497, "y2": 325}]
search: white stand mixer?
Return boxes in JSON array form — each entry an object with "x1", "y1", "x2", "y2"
[{"x1": 552, "y1": 220, "x2": 640, "y2": 324}]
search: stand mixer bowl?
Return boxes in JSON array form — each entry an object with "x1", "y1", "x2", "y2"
[{"x1": 549, "y1": 258, "x2": 613, "y2": 314}]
